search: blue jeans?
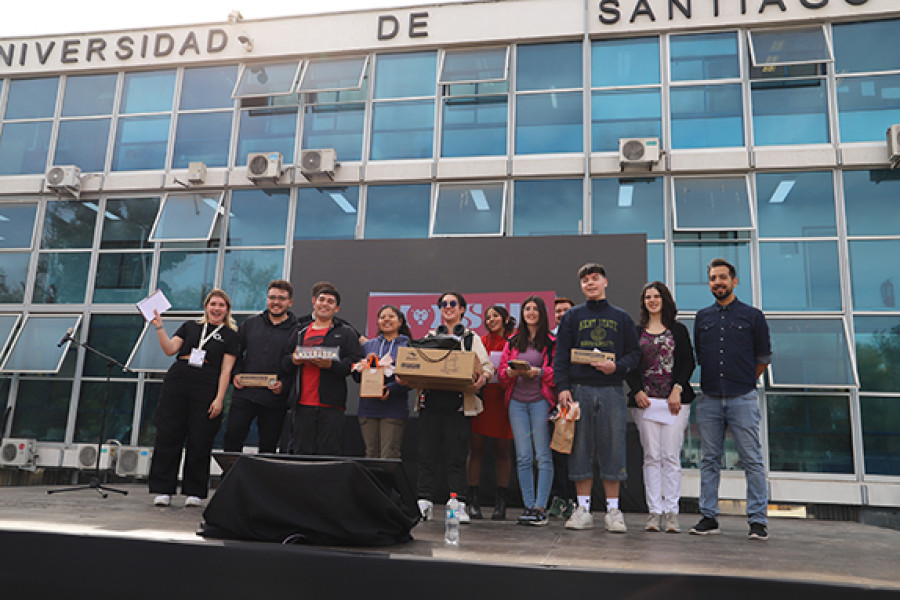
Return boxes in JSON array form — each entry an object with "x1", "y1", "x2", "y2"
[
  {"x1": 508, "y1": 399, "x2": 554, "y2": 509},
  {"x1": 567, "y1": 385, "x2": 627, "y2": 482},
  {"x1": 697, "y1": 390, "x2": 768, "y2": 525}
]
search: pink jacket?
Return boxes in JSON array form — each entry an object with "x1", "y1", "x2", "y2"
[{"x1": 498, "y1": 342, "x2": 557, "y2": 408}]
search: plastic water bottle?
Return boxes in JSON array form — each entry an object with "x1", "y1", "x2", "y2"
[{"x1": 445, "y1": 493, "x2": 460, "y2": 546}]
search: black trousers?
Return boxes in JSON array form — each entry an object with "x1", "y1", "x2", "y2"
[
  {"x1": 416, "y1": 408, "x2": 469, "y2": 502},
  {"x1": 223, "y1": 396, "x2": 288, "y2": 454},
  {"x1": 290, "y1": 404, "x2": 344, "y2": 455},
  {"x1": 149, "y1": 370, "x2": 222, "y2": 498}
]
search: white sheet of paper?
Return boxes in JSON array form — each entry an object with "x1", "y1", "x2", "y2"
[
  {"x1": 488, "y1": 351, "x2": 502, "y2": 383},
  {"x1": 643, "y1": 397, "x2": 676, "y2": 425},
  {"x1": 137, "y1": 289, "x2": 171, "y2": 322}
]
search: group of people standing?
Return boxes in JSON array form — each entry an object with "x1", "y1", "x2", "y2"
[{"x1": 143, "y1": 257, "x2": 772, "y2": 542}]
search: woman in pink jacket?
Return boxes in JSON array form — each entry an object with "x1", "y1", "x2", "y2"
[{"x1": 499, "y1": 295, "x2": 556, "y2": 526}]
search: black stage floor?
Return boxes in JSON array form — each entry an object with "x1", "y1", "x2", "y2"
[{"x1": 0, "y1": 484, "x2": 897, "y2": 599}]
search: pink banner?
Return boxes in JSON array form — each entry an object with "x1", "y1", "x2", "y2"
[{"x1": 364, "y1": 291, "x2": 557, "y2": 339}]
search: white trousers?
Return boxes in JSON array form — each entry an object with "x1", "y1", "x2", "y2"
[{"x1": 630, "y1": 404, "x2": 691, "y2": 514}]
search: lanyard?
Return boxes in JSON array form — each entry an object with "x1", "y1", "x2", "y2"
[{"x1": 198, "y1": 322, "x2": 223, "y2": 351}]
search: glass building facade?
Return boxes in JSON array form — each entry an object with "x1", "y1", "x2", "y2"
[{"x1": 0, "y1": 1, "x2": 898, "y2": 505}]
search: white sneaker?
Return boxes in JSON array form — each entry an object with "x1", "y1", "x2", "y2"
[
  {"x1": 565, "y1": 505, "x2": 594, "y2": 530},
  {"x1": 153, "y1": 494, "x2": 171, "y2": 507},
  {"x1": 458, "y1": 502, "x2": 471, "y2": 524},
  {"x1": 664, "y1": 511, "x2": 681, "y2": 533},
  {"x1": 184, "y1": 496, "x2": 203, "y2": 508},
  {"x1": 417, "y1": 499, "x2": 433, "y2": 521},
  {"x1": 605, "y1": 508, "x2": 627, "y2": 533},
  {"x1": 645, "y1": 513, "x2": 662, "y2": 532}
]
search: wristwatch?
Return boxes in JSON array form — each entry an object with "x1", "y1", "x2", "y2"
[{"x1": 672, "y1": 383, "x2": 683, "y2": 392}]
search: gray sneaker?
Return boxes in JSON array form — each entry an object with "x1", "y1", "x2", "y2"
[
  {"x1": 565, "y1": 505, "x2": 594, "y2": 530},
  {"x1": 645, "y1": 513, "x2": 661, "y2": 532},
  {"x1": 664, "y1": 512, "x2": 681, "y2": 533},
  {"x1": 605, "y1": 508, "x2": 627, "y2": 533}
]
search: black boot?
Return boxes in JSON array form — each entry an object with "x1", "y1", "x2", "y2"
[
  {"x1": 467, "y1": 486, "x2": 483, "y2": 519},
  {"x1": 492, "y1": 486, "x2": 508, "y2": 520}
]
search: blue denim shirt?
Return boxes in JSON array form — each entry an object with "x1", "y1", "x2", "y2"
[{"x1": 694, "y1": 298, "x2": 771, "y2": 397}]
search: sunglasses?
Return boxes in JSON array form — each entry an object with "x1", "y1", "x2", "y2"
[{"x1": 439, "y1": 300, "x2": 458, "y2": 309}]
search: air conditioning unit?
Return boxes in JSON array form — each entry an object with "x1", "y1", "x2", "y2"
[
  {"x1": 45, "y1": 165, "x2": 82, "y2": 195},
  {"x1": 300, "y1": 149, "x2": 337, "y2": 178},
  {"x1": 73, "y1": 443, "x2": 113, "y2": 470},
  {"x1": 619, "y1": 137, "x2": 660, "y2": 168},
  {"x1": 187, "y1": 161, "x2": 207, "y2": 184},
  {"x1": 114, "y1": 446, "x2": 153, "y2": 477},
  {"x1": 246, "y1": 152, "x2": 283, "y2": 182},
  {"x1": 888, "y1": 124, "x2": 900, "y2": 164},
  {"x1": 1, "y1": 438, "x2": 36, "y2": 467}
]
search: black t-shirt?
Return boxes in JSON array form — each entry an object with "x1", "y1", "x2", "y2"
[{"x1": 171, "y1": 320, "x2": 240, "y2": 381}]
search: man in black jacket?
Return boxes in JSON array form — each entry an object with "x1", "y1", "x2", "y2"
[
  {"x1": 281, "y1": 284, "x2": 363, "y2": 455},
  {"x1": 224, "y1": 279, "x2": 298, "y2": 454}
]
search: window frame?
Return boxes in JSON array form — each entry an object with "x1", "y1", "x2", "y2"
[
  {"x1": 765, "y1": 316, "x2": 858, "y2": 389},
  {"x1": 430, "y1": 181, "x2": 508, "y2": 238},
  {"x1": 747, "y1": 25, "x2": 833, "y2": 68},
  {"x1": 232, "y1": 60, "x2": 304, "y2": 99},
  {"x1": 298, "y1": 56, "x2": 369, "y2": 93},
  {"x1": 672, "y1": 175, "x2": 755, "y2": 232},
  {"x1": 0, "y1": 314, "x2": 83, "y2": 374},
  {"x1": 148, "y1": 191, "x2": 225, "y2": 243}
]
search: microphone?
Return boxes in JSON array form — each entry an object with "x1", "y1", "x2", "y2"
[{"x1": 58, "y1": 328, "x2": 74, "y2": 347}]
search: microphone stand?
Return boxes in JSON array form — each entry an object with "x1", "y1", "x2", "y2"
[{"x1": 48, "y1": 332, "x2": 130, "y2": 498}]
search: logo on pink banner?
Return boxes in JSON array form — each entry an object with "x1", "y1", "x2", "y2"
[{"x1": 365, "y1": 291, "x2": 557, "y2": 339}]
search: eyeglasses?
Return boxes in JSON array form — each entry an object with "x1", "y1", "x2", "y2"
[
  {"x1": 439, "y1": 300, "x2": 458, "y2": 309},
  {"x1": 267, "y1": 294, "x2": 290, "y2": 302}
]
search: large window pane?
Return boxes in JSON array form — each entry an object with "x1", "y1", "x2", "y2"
[
  {"x1": 83, "y1": 314, "x2": 145, "y2": 378},
  {"x1": 5, "y1": 78, "x2": 58, "y2": 119},
  {"x1": 848, "y1": 240, "x2": 900, "y2": 310},
  {"x1": 843, "y1": 170, "x2": 900, "y2": 236},
  {"x1": 10, "y1": 379, "x2": 72, "y2": 441},
  {"x1": 592, "y1": 177, "x2": 663, "y2": 239},
  {"x1": 756, "y1": 171, "x2": 836, "y2": 237},
  {"x1": 0, "y1": 203, "x2": 38, "y2": 249},
  {"x1": 364, "y1": 184, "x2": 430, "y2": 239},
  {"x1": 2, "y1": 315, "x2": 81, "y2": 373},
  {"x1": 673, "y1": 242, "x2": 751, "y2": 311},
  {"x1": 751, "y1": 81, "x2": 829, "y2": 145},
  {"x1": 150, "y1": 192, "x2": 222, "y2": 242},
  {"x1": 759, "y1": 241, "x2": 841, "y2": 311},
  {"x1": 441, "y1": 48, "x2": 508, "y2": 83},
  {"x1": 836, "y1": 74, "x2": 900, "y2": 143},
  {"x1": 112, "y1": 115, "x2": 171, "y2": 171},
  {"x1": 647, "y1": 243, "x2": 665, "y2": 286},
  {"x1": 0, "y1": 121, "x2": 53, "y2": 175},
  {"x1": 227, "y1": 189, "x2": 290, "y2": 246},
  {"x1": 519, "y1": 42, "x2": 582, "y2": 91},
  {"x1": 860, "y1": 396, "x2": 900, "y2": 476},
  {"x1": 139, "y1": 382, "x2": 161, "y2": 444},
  {"x1": 158, "y1": 251, "x2": 217, "y2": 310},
  {"x1": 767, "y1": 318, "x2": 856, "y2": 387},
  {"x1": 55, "y1": 119, "x2": 111, "y2": 172},
  {"x1": 93, "y1": 253, "x2": 152, "y2": 304},
  {"x1": 181, "y1": 65, "x2": 237, "y2": 110},
  {"x1": 673, "y1": 177, "x2": 752, "y2": 230},
  {"x1": 513, "y1": 179, "x2": 581, "y2": 236},
  {"x1": 441, "y1": 97, "x2": 507, "y2": 157},
  {"x1": 236, "y1": 108, "x2": 297, "y2": 165},
  {"x1": 295, "y1": 187, "x2": 359, "y2": 240},
  {"x1": 101, "y1": 197, "x2": 160, "y2": 250},
  {"x1": 74, "y1": 381, "x2": 137, "y2": 444},
  {"x1": 126, "y1": 320, "x2": 182, "y2": 372},
  {"x1": 32, "y1": 252, "x2": 91, "y2": 304},
  {"x1": 516, "y1": 92, "x2": 582, "y2": 154},
  {"x1": 591, "y1": 89, "x2": 661, "y2": 152},
  {"x1": 670, "y1": 85, "x2": 743, "y2": 149},
  {"x1": 223, "y1": 250, "x2": 284, "y2": 311},
  {"x1": 121, "y1": 70, "x2": 175, "y2": 113},
  {"x1": 833, "y1": 19, "x2": 900, "y2": 74},
  {"x1": 433, "y1": 182, "x2": 504, "y2": 236},
  {"x1": 302, "y1": 103, "x2": 365, "y2": 162},
  {"x1": 172, "y1": 112, "x2": 232, "y2": 168},
  {"x1": 62, "y1": 74, "x2": 117, "y2": 116},
  {"x1": 670, "y1": 32, "x2": 739, "y2": 81},
  {"x1": 371, "y1": 100, "x2": 434, "y2": 160},
  {"x1": 234, "y1": 61, "x2": 302, "y2": 98},
  {"x1": 300, "y1": 56, "x2": 367, "y2": 92},
  {"x1": 374, "y1": 52, "x2": 436, "y2": 99},
  {"x1": 591, "y1": 37, "x2": 659, "y2": 87},
  {"x1": 0, "y1": 253, "x2": 30, "y2": 303},
  {"x1": 748, "y1": 27, "x2": 831, "y2": 66},
  {"x1": 854, "y1": 316, "x2": 900, "y2": 393},
  {"x1": 41, "y1": 200, "x2": 97, "y2": 249},
  {"x1": 0, "y1": 315, "x2": 19, "y2": 359},
  {"x1": 767, "y1": 394, "x2": 852, "y2": 474}
]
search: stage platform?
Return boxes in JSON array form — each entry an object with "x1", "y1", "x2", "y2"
[{"x1": 0, "y1": 484, "x2": 897, "y2": 599}]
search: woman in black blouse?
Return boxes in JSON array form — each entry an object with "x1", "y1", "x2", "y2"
[{"x1": 148, "y1": 289, "x2": 239, "y2": 508}]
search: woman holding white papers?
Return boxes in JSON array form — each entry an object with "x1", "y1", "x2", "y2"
[
  {"x1": 148, "y1": 289, "x2": 239, "y2": 508},
  {"x1": 625, "y1": 282, "x2": 695, "y2": 534}
]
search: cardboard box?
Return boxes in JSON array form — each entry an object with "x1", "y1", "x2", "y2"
[
  {"x1": 571, "y1": 348, "x2": 616, "y2": 365},
  {"x1": 395, "y1": 347, "x2": 481, "y2": 392}
]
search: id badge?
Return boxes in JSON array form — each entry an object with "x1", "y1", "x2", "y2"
[{"x1": 188, "y1": 348, "x2": 206, "y2": 368}]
